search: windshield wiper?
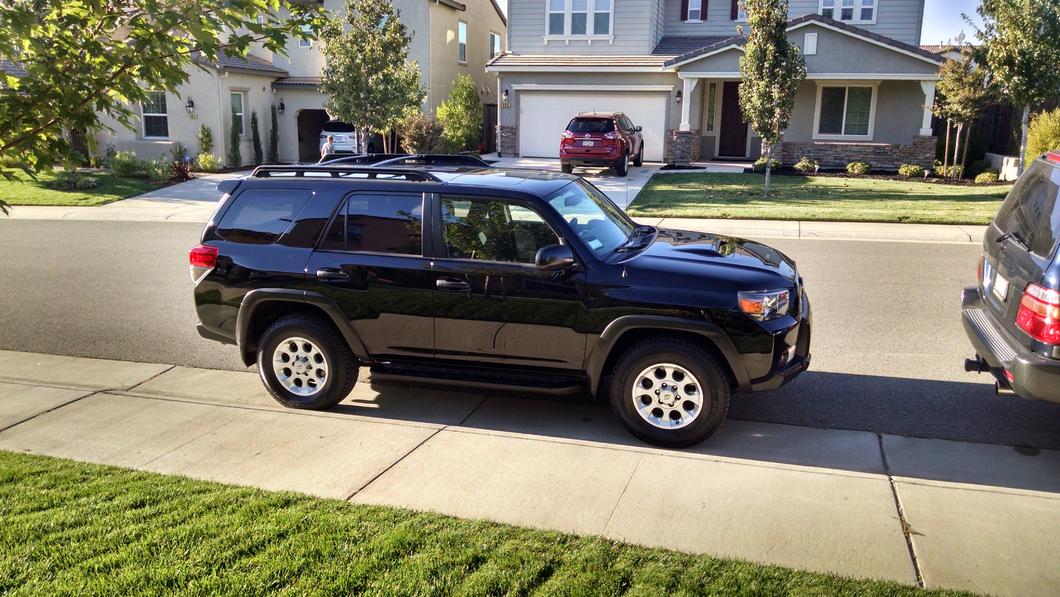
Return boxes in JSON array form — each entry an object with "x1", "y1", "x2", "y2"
[{"x1": 610, "y1": 225, "x2": 656, "y2": 255}]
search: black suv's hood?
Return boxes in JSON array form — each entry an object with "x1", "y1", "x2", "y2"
[{"x1": 624, "y1": 228, "x2": 798, "y2": 282}]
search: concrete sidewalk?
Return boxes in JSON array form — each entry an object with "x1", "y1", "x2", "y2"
[{"x1": 0, "y1": 349, "x2": 1056, "y2": 595}]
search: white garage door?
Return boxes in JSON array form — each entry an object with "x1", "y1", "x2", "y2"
[{"x1": 518, "y1": 91, "x2": 668, "y2": 162}]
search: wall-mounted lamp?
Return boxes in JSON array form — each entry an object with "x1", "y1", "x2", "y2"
[
  {"x1": 277, "y1": 99, "x2": 286, "y2": 115},
  {"x1": 185, "y1": 98, "x2": 195, "y2": 114},
  {"x1": 502, "y1": 89, "x2": 509, "y2": 103},
  {"x1": 675, "y1": 89, "x2": 683, "y2": 104}
]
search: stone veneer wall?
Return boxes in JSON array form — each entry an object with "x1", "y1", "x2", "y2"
[
  {"x1": 778, "y1": 136, "x2": 936, "y2": 171},
  {"x1": 665, "y1": 130, "x2": 700, "y2": 166},
  {"x1": 497, "y1": 125, "x2": 518, "y2": 157}
]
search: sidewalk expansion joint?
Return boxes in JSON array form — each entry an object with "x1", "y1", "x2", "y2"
[
  {"x1": 601, "y1": 453, "x2": 644, "y2": 535},
  {"x1": 0, "y1": 387, "x2": 119, "y2": 434},
  {"x1": 877, "y1": 433, "x2": 924, "y2": 588},
  {"x1": 125, "y1": 365, "x2": 177, "y2": 392}
]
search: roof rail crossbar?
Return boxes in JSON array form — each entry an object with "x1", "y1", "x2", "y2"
[
  {"x1": 372, "y1": 154, "x2": 491, "y2": 168},
  {"x1": 249, "y1": 164, "x2": 440, "y2": 182}
]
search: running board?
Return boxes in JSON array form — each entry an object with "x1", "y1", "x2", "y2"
[{"x1": 369, "y1": 361, "x2": 586, "y2": 396}]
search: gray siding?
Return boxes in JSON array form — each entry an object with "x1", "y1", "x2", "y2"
[
  {"x1": 783, "y1": 79, "x2": 925, "y2": 144},
  {"x1": 508, "y1": 0, "x2": 657, "y2": 54},
  {"x1": 790, "y1": 24, "x2": 938, "y2": 75},
  {"x1": 676, "y1": 47, "x2": 742, "y2": 73},
  {"x1": 663, "y1": 0, "x2": 924, "y2": 47}
]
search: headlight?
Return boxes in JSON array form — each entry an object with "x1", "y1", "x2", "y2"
[{"x1": 738, "y1": 289, "x2": 791, "y2": 321}]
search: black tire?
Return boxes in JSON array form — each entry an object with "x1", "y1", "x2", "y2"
[
  {"x1": 257, "y1": 314, "x2": 358, "y2": 410},
  {"x1": 613, "y1": 155, "x2": 628, "y2": 177},
  {"x1": 608, "y1": 338, "x2": 730, "y2": 447},
  {"x1": 633, "y1": 146, "x2": 643, "y2": 167},
  {"x1": 561, "y1": 162, "x2": 574, "y2": 174}
]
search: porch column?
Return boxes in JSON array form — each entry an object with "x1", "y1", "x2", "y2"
[
  {"x1": 919, "y1": 80, "x2": 937, "y2": 136},
  {"x1": 679, "y1": 78, "x2": 699, "y2": 131}
]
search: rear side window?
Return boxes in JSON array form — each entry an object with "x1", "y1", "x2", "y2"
[
  {"x1": 216, "y1": 189, "x2": 313, "y2": 245},
  {"x1": 321, "y1": 193, "x2": 423, "y2": 255},
  {"x1": 566, "y1": 118, "x2": 615, "y2": 134},
  {"x1": 994, "y1": 161, "x2": 1060, "y2": 258}
]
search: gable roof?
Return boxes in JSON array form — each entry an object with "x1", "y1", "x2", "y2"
[
  {"x1": 663, "y1": 13, "x2": 943, "y2": 68},
  {"x1": 652, "y1": 36, "x2": 731, "y2": 56},
  {"x1": 193, "y1": 50, "x2": 289, "y2": 77}
]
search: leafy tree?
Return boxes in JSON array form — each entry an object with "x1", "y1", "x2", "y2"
[
  {"x1": 934, "y1": 51, "x2": 988, "y2": 178},
  {"x1": 974, "y1": 0, "x2": 1060, "y2": 172},
  {"x1": 268, "y1": 104, "x2": 280, "y2": 163},
  {"x1": 400, "y1": 113, "x2": 445, "y2": 153},
  {"x1": 250, "y1": 111, "x2": 263, "y2": 164},
  {"x1": 738, "y1": 0, "x2": 806, "y2": 196},
  {"x1": 228, "y1": 107, "x2": 242, "y2": 167},
  {"x1": 437, "y1": 74, "x2": 483, "y2": 152},
  {"x1": 1027, "y1": 108, "x2": 1060, "y2": 160},
  {"x1": 320, "y1": 0, "x2": 425, "y2": 154},
  {"x1": 0, "y1": 0, "x2": 322, "y2": 175}
]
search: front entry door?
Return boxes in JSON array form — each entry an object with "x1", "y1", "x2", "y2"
[
  {"x1": 718, "y1": 81, "x2": 748, "y2": 157},
  {"x1": 430, "y1": 195, "x2": 587, "y2": 370}
]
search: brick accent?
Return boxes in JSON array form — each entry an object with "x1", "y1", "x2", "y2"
[
  {"x1": 665, "y1": 129, "x2": 700, "y2": 166},
  {"x1": 497, "y1": 125, "x2": 518, "y2": 157},
  {"x1": 778, "y1": 136, "x2": 936, "y2": 171}
]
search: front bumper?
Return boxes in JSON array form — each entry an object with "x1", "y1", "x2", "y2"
[
  {"x1": 961, "y1": 286, "x2": 1060, "y2": 404},
  {"x1": 749, "y1": 290, "x2": 812, "y2": 392}
]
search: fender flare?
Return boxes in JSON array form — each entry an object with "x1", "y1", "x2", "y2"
[
  {"x1": 584, "y1": 315, "x2": 750, "y2": 395},
  {"x1": 236, "y1": 289, "x2": 370, "y2": 366}
]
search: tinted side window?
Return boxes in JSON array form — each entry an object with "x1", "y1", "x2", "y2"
[
  {"x1": 995, "y1": 161, "x2": 1060, "y2": 258},
  {"x1": 441, "y1": 197, "x2": 559, "y2": 264},
  {"x1": 216, "y1": 189, "x2": 313, "y2": 244},
  {"x1": 320, "y1": 193, "x2": 423, "y2": 255}
]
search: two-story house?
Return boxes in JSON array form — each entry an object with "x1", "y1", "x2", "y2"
[
  {"x1": 487, "y1": 0, "x2": 943, "y2": 169},
  {"x1": 91, "y1": 0, "x2": 507, "y2": 164}
]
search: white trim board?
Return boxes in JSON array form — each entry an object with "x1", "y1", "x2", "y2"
[
  {"x1": 811, "y1": 81, "x2": 880, "y2": 141},
  {"x1": 487, "y1": 65, "x2": 665, "y2": 72},
  {"x1": 510, "y1": 84, "x2": 675, "y2": 91}
]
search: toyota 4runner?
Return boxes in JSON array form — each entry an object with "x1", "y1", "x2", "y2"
[{"x1": 191, "y1": 163, "x2": 812, "y2": 446}]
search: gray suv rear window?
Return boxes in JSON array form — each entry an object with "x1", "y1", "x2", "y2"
[
  {"x1": 994, "y1": 161, "x2": 1060, "y2": 258},
  {"x1": 216, "y1": 189, "x2": 313, "y2": 245}
]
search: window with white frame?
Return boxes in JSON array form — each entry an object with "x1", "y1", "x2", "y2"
[
  {"x1": 458, "y1": 21, "x2": 467, "y2": 62},
  {"x1": 141, "y1": 91, "x2": 169, "y2": 139},
  {"x1": 687, "y1": 0, "x2": 703, "y2": 21},
  {"x1": 815, "y1": 84, "x2": 874, "y2": 138},
  {"x1": 230, "y1": 92, "x2": 245, "y2": 136},
  {"x1": 299, "y1": 24, "x2": 312, "y2": 47},
  {"x1": 490, "y1": 32, "x2": 502, "y2": 58},
  {"x1": 546, "y1": 0, "x2": 612, "y2": 37},
  {"x1": 820, "y1": 0, "x2": 875, "y2": 23}
]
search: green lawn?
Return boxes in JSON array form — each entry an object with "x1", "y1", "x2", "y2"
[
  {"x1": 0, "y1": 171, "x2": 161, "y2": 207},
  {"x1": 629, "y1": 173, "x2": 1012, "y2": 225},
  {"x1": 0, "y1": 451, "x2": 962, "y2": 596}
]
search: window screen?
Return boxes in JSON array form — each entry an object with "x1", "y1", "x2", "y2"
[
  {"x1": 321, "y1": 194, "x2": 423, "y2": 255},
  {"x1": 216, "y1": 189, "x2": 313, "y2": 244}
]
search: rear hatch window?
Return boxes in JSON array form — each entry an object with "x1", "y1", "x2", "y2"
[
  {"x1": 322, "y1": 121, "x2": 356, "y2": 133},
  {"x1": 993, "y1": 160, "x2": 1060, "y2": 259},
  {"x1": 566, "y1": 118, "x2": 615, "y2": 134}
]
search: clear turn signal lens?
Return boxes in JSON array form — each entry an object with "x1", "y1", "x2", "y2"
[{"x1": 738, "y1": 289, "x2": 791, "y2": 321}]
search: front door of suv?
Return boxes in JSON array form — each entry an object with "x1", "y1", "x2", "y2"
[
  {"x1": 305, "y1": 191, "x2": 433, "y2": 359},
  {"x1": 430, "y1": 194, "x2": 588, "y2": 369}
]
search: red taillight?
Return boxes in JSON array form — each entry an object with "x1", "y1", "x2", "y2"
[
  {"x1": 561, "y1": 130, "x2": 575, "y2": 139},
  {"x1": 1016, "y1": 283, "x2": 1060, "y2": 344},
  {"x1": 189, "y1": 244, "x2": 218, "y2": 269},
  {"x1": 1046, "y1": 151, "x2": 1060, "y2": 164},
  {"x1": 977, "y1": 254, "x2": 984, "y2": 284},
  {"x1": 604, "y1": 131, "x2": 620, "y2": 140}
]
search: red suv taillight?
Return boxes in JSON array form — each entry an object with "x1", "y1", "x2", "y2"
[
  {"x1": 189, "y1": 244, "x2": 219, "y2": 282},
  {"x1": 1016, "y1": 283, "x2": 1060, "y2": 344},
  {"x1": 976, "y1": 254, "x2": 985, "y2": 284}
]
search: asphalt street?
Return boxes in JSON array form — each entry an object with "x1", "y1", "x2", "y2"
[{"x1": 2, "y1": 219, "x2": 1059, "y2": 448}]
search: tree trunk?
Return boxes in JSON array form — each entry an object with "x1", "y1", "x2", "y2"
[
  {"x1": 942, "y1": 120, "x2": 951, "y2": 176},
  {"x1": 959, "y1": 123, "x2": 972, "y2": 179},
  {"x1": 951, "y1": 123, "x2": 963, "y2": 179},
  {"x1": 763, "y1": 143, "x2": 772, "y2": 198},
  {"x1": 1018, "y1": 105, "x2": 1030, "y2": 175}
]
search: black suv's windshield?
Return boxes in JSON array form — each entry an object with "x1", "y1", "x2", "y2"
[
  {"x1": 994, "y1": 160, "x2": 1060, "y2": 258},
  {"x1": 547, "y1": 180, "x2": 635, "y2": 256},
  {"x1": 566, "y1": 118, "x2": 615, "y2": 134}
]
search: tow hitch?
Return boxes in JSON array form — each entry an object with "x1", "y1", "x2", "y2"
[{"x1": 964, "y1": 355, "x2": 990, "y2": 373}]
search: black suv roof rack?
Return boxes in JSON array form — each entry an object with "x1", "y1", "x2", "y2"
[{"x1": 249, "y1": 164, "x2": 440, "y2": 182}]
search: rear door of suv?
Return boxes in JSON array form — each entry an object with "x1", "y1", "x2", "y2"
[
  {"x1": 304, "y1": 189, "x2": 434, "y2": 359},
  {"x1": 982, "y1": 157, "x2": 1060, "y2": 347}
]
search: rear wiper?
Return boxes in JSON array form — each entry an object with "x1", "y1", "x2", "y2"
[{"x1": 996, "y1": 231, "x2": 1028, "y2": 249}]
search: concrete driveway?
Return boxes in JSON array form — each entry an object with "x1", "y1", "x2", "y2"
[{"x1": 491, "y1": 156, "x2": 659, "y2": 209}]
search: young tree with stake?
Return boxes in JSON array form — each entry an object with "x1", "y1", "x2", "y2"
[
  {"x1": 738, "y1": 0, "x2": 806, "y2": 197},
  {"x1": 934, "y1": 51, "x2": 987, "y2": 179}
]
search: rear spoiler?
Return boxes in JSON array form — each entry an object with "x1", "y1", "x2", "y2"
[{"x1": 217, "y1": 178, "x2": 242, "y2": 195}]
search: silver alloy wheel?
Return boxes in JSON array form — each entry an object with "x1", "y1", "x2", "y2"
[
  {"x1": 631, "y1": 363, "x2": 704, "y2": 430},
  {"x1": 272, "y1": 336, "x2": 328, "y2": 397}
]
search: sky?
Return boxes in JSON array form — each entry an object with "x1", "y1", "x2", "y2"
[{"x1": 492, "y1": 0, "x2": 985, "y2": 47}]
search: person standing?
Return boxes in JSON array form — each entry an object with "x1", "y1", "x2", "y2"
[{"x1": 320, "y1": 135, "x2": 335, "y2": 160}]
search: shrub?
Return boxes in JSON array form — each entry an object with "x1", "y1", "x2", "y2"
[
  {"x1": 144, "y1": 156, "x2": 171, "y2": 183},
  {"x1": 250, "y1": 111, "x2": 263, "y2": 164},
  {"x1": 195, "y1": 152, "x2": 221, "y2": 172},
  {"x1": 437, "y1": 74, "x2": 483, "y2": 152},
  {"x1": 110, "y1": 150, "x2": 145, "y2": 178},
  {"x1": 1027, "y1": 108, "x2": 1060, "y2": 160},
  {"x1": 975, "y1": 171, "x2": 1000, "y2": 184},
  {"x1": 846, "y1": 161, "x2": 871, "y2": 175},
  {"x1": 228, "y1": 107, "x2": 242, "y2": 167},
  {"x1": 897, "y1": 163, "x2": 924, "y2": 178},
  {"x1": 400, "y1": 112, "x2": 445, "y2": 154},
  {"x1": 170, "y1": 144, "x2": 193, "y2": 182},
  {"x1": 45, "y1": 171, "x2": 98, "y2": 190},
  {"x1": 267, "y1": 104, "x2": 280, "y2": 164},
  {"x1": 932, "y1": 161, "x2": 961, "y2": 178},
  {"x1": 793, "y1": 156, "x2": 818, "y2": 174},
  {"x1": 752, "y1": 157, "x2": 781, "y2": 172},
  {"x1": 198, "y1": 125, "x2": 214, "y2": 155}
]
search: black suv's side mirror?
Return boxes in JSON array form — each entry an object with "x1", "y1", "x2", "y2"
[
  {"x1": 633, "y1": 126, "x2": 642, "y2": 132},
  {"x1": 535, "y1": 244, "x2": 575, "y2": 270}
]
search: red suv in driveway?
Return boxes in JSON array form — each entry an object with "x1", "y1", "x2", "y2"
[{"x1": 560, "y1": 112, "x2": 644, "y2": 176}]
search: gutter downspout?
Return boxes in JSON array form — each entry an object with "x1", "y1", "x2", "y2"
[{"x1": 216, "y1": 69, "x2": 229, "y2": 162}]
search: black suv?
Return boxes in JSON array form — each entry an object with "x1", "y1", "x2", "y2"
[
  {"x1": 191, "y1": 163, "x2": 811, "y2": 446},
  {"x1": 963, "y1": 152, "x2": 1060, "y2": 404}
]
